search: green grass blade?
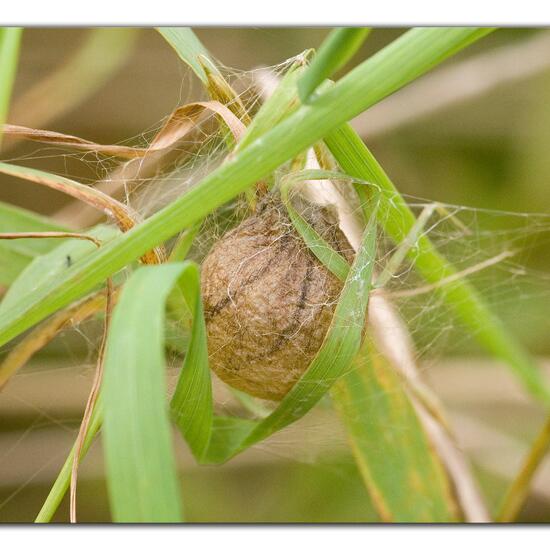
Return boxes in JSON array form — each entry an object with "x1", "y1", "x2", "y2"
[
  {"x1": 236, "y1": 55, "x2": 308, "y2": 151},
  {"x1": 168, "y1": 224, "x2": 200, "y2": 262},
  {"x1": 157, "y1": 27, "x2": 220, "y2": 84},
  {"x1": 280, "y1": 169, "x2": 353, "y2": 281},
  {"x1": 0, "y1": 225, "x2": 118, "y2": 313},
  {"x1": 0, "y1": 28, "x2": 492, "y2": 350},
  {"x1": 102, "y1": 264, "x2": 186, "y2": 522},
  {"x1": 36, "y1": 263, "x2": 198, "y2": 522},
  {"x1": 298, "y1": 27, "x2": 370, "y2": 103},
  {"x1": 332, "y1": 342, "x2": 458, "y2": 522},
  {"x1": 35, "y1": 402, "x2": 103, "y2": 523},
  {"x1": 169, "y1": 263, "x2": 213, "y2": 460},
  {"x1": 282, "y1": 172, "x2": 459, "y2": 520},
  {"x1": 324, "y1": 123, "x2": 550, "y2": 404},
  {"x1": 0, "y1": 27, "x2": 22, "y2": 146},
  {"x1": 0, "y1": 201, "x2": 67, "y2": 286}
]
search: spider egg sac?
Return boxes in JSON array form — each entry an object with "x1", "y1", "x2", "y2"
[{"x1": 200, "y1": 194, "x2": 352, "y2": 400}]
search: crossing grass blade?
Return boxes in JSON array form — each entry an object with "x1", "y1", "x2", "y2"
[
  {"x1": 279, "y1": 169, "x2": 353, "y2": 281},
  {"x1": 102, "y1": 264, "x2": 186, "y2": 522},
  {"x1": 0, "y1": 201, "x2": 68, "y2": 286},
  {"x1": 0, "y1": 27, "x2": 22, "y2": 146},
  {"x1": 298, "y1": 27, "x2": 371, "y2": 103},
  {"x1": 332, "y1": 341, "x2": 459, "y2": 522},
  {"x1": 0, "y1": 28, "x2": 492, "y2": 351}
]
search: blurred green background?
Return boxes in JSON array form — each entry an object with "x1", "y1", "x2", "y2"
[{"x1": 1, "y1": 28, "x2": 550, "y2": 523}]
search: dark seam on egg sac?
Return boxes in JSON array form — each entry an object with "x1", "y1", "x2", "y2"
[
  {"x1": 260, "y1": 263, "x2": 314, "y2": 357},
  {"x1": 204, "y1": 232, "x2": 295, "y2": 321}
]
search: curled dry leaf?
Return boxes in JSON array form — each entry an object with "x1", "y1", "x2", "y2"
[
  {"x1": 53, "y1": 100, "x2": 249, "y2": 228},
  {"x1": 2, "y1": 100, "x2": 246, "y2": 159}
]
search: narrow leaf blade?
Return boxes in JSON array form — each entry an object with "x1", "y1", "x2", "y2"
[
  {"x1": 157, "y1": 27, "x2": 219, "y2": 84},
  {"x1": 0, "y1": 225, "x2": 118, "y2": 314},
  {"x1": 298, "y1": 27, "x2": 370, "y2": 102},
  {"x1": 0, "y1": 27, "x2": 22, "y2": 145},
  {"x1": 332, "y1": 343, "x2": 458, "y2": 522},
  {"x1": 103, "y1": 264, "x2": 185, "y2": 522}
]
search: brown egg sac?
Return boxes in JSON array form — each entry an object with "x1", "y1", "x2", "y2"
[{"x1": 200, "y1": 194, "x2": 353, "y2": 401}]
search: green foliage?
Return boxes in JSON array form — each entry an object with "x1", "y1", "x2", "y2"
[
  {"x1": 156, "y1": 27, "x2": 220, "y2": 84},
  {"x1": 0, "y1": 225, "x2": 118, "y2": 314},
  {"x1": 0, "y1": 201, "x2": 67, "y2": 285},
  {"x1": 0, "y1": 27, "x2": 22, "y2": 145},
  {"x1": 333, "y1": 345, "x2": 458, "y2": 522},
  {"x1": 0, "y1": 27, "x2": 519, "y2": 523},
  {"x1": 298, "y1": 27, "x2": 371, "y2": 102},
  {"x1": 0, "y1": 28, "x2": 492, "y2": 351},
  {"x1": 324, "y1": 124, "x2": 550, "y2": 404},
  {"x1": 102, "y1": 265, "x2": 185, "y2": 522}
]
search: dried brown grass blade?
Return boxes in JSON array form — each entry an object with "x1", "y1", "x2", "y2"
[
  {"x1": 2, "y1": 124, "x2": 148, "y2": 159},
  {"x1": 53, "y1": 153, "x2": 182, "y2": 228},
  {"x1": 5, "y1": 29, "x2": 139, "y2": 153},
  {"x1": 0, "y1": 290, "x2": 108, "y2": 390},
  {"x1": 2, "y1": 100, "x2": 245, "y2": 159},
  {"x1": 149, "y1": 100, "x2": 246, "y2": 149},
  {"x1": 497, "y1": 414, "x2": 550, "y2": 522},
  {"x1": 53, "y1": 100, "x2": 248, "y2": 228},
  {"x1": 70, "y1": 278, "x2": 114, "y2": 523},
  {"x1": 0, "y1": 231, "x2": 101, "y2": 247}
]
